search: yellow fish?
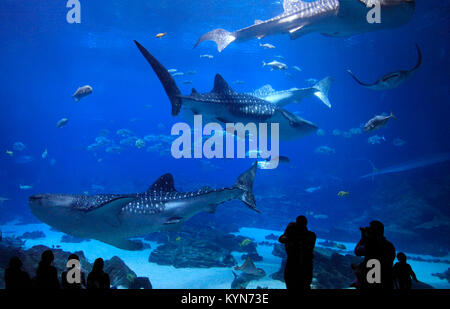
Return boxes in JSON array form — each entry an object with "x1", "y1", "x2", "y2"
[
  {"x1": 5, "y1": 150, "x2": 13, "y2": 156},
  {"x1": 175, "y1": 236, "x2": 181, "y2": 242},
  {"x1": 239, "y1": 238, "x2": 252, "y2": 247},
  {"x1": 155, "y1": 32, "x2": 167, "y2": 38},
  {"x1": 338, "y1": 191, "x2": 350, "y2": 197}
]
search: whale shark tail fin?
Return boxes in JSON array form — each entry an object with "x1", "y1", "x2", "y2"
[
  {"x1": 134, "y1": 40, "x2": 182, "y2": 116},
  {"x1": 312, "y1": 76, "x2": 333, "y2": 108},
  {"x1": 194, "y1": 29, "x2": 236, "y2": 52},
  {"x1": 234, "y1": 162, "x2": 260, "y2": 213}
]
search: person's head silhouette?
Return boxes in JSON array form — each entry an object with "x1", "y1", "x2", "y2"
[
  {"x1": 369, "y1": 220, "x2": 384, "y2": 237},
  {"x1": 41, "y1": 250, "x2": 54, "y2": 266},
  {"x1": 93, "y1": 258, "x2": 104, "y2": 272},
  {"x1": 397, "y1": 252, "x2": 407, "y2": 263},
  {"x1": 8, "y1": 256, "x2": 23, "y2": 270},
  {"x1": 296, "y1": 215, "x2": 308, "y2": 231}
]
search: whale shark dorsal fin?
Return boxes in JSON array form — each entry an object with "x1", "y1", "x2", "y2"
[
  {"x1": 283, "y1": 0, "x2": 306, "y2": 12},
  {"x1": 148, "y1": 173, "x2": 177, "y2": 192},
  {"x1": 212, "y1": 74, "x2": 235, "y2": 94}
]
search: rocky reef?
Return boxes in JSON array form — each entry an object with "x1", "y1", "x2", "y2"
[
  {"x1": 19, "y1": 231, "x2": 46, "y2": 240},
  {"x1": 148, "y1": 226, "x2": 262, "y2": 268},
  {"x1": 271, "y1": 243, "x2": 362, "y2": 289},
  {"x1": 432, "y1": 267, "x2": 450, "y2": 284}
]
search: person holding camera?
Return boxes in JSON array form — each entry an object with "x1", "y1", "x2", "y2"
[{"x1": 354, "y1": 220, "x2": 396, "y2": 290}]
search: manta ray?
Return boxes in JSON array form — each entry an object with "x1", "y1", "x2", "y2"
[
  {"x1": 347, "y1": 44, "x2": 422, "y2": 90},
  {"x1": 194, "y1": 0, "x2": 415, "y2": 52},
  {"x1": 134, "y1": 40, "x2": 319, "y2": 141},
  {"x1": 29, "y1": 163, "x2": 259, "y2": 251}
]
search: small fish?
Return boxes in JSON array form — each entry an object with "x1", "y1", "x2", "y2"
[
  {"x1": 274, "y1": 55, "x2": 285, "y2": 60},
  {"x1": 259, "y1": 43, "x2": 275, "y2": 49},
  {"x1": 292, "y1": 66, "x2": 302, "y2": 72},
  {"x1": 41, "y1": 149, "x2": 48, "y2": 159},
  {"x1": 5, "y1": 150, "x2": 13, "y2": 156},
  {"x1": 262, "y1": 60, "x2": 287, "y2": 71},
  {"x1": 0, "y1": 197, "x2": 10, "y2": 204},
  {"x1": 234, "y1": 80, "x2": 245, "y2": 85},
  {"x1": 200, "y1": 54, "x2": 214, "y2": 59},
  {"x1": 168, "y1": 69, "x2": 177, "y2": 73},
  {"x1": 364, "y1": 112, "x2": 396, "y2": 132},
  {"x1": 56, "y1": 118, "x2": 69, "y2": 128},
  {"x1": 72, "y1": 85, "x2": 93, "y2": 102},
  {"x1": 135, "y1": 139, "x2": 146, "y2": 149},
  {"x1": 13, "y1": 142, "x2": 26, "y2": 152},
  {"x1": 187, "y1": 70, "x2": 197, "y2": 75},
  {"x1": 305, "y1": 186, "x2": 321, "y2": 193},
  {"x1": 368, "y1": 135, "x2": 386, "y2": 145},
  {"x1": 19, "y1": 185, "x2": 33, "y2": 190},
  {"x1": 393, "y1": 138, "x2": 406, "y2": 147},
  {"x1": 172, "y1": 72, "x2": 184, "y2": 77},
  {"x1": 155, "y1": 32, "x2": 167, "y2": 38},
  {"x1": 183, "y1": 80, "x2": 193, "y2": 85},
  {"x1": 337, "y1": 191, "x2": 349, "y2": 197},
  {"x1": 315, "y1": 145, "x2": 335, "y2": 155},
  {"x1": 175, "y1": 236, "x2": 181, "y2": 242},
  {"x1": 239, "y1": 238, "x2": 252, "y2": 247}
]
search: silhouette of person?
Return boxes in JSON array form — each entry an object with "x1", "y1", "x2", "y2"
[
  {"x1": 4, "y1": 256, "x2": 31, "y2": 289},
  {"x1": 279, "y1": 215, "x2": 316, "y2": 292},
  {"x1": 354, "y1": 220, "x2": 396, "y2": 289},
  {"x1": 61, "y1": 254, "x2": 86, "y2": 289},
  {"x1": 87, "y1": 258, "x2": 110, "y2": 289},
  {"x1": 34, "y1": 250, "x2": 60, "y2": 289},
  {"x1": 393, "y1": 252, "x2": 418, "y2": 289}
]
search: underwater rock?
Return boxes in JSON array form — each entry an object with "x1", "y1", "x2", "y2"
[
  {"x1": 265, "y1": 233, "x2": 279, "y2": 241},
  {"x1": 104, "y1": 256, "x2": 137, "y2": 288},
  {"x1": 148, "y1": 226, "x2": 261, "y2": 268},
  {"x1": 432, "y1": 268, "x2": 450, "y2": 284},
  {"x1": 60, "y1": 234, "x2": 90, "y2": 243},
  {"x1": 271, "y1": 243, "x2": 362, "y2": 289},
  {"x1": 318, "y1": 239, "x2": 347, "y2": 250},
  {"x1": 20, "y1": 231, "x2": 46, "y2": 240},
  {"x1": 129, "y1": 276, "x2": 152, "y2": 289}
]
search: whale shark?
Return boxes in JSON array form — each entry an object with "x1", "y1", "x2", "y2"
[
  {"x1": 194, "y1": 0, "x2": 415, "y2": 52},
  {"x1": 347, "y1": 44, "x2": 422, "y2": 90},
  {"x1": 29, "y1": 163, "x2": 259, "y2": 251},
  {"x1": 135, "y1": 40, "x2": 318, "y2": 140},
  {"x1": 252, "y1": 77, "x2": 333, "y2": 108}
]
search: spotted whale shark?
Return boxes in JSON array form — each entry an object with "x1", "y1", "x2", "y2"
[
  {"x1": 135, "y1": 40, "x2": 318, "y2": 140},
  {"x1": 29, "y1": 163, "x2": 259, "y2": 251},
  {"x1": 194, "y1": 0, "x2": 415, "y2": 52}
]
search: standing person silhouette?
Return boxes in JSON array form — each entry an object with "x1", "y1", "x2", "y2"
[
  {"x1": 279, "y1": 215, "x2": 316, "y2": 292},
  {"x1": 34, "y1": 250, "x2": 60, "y2": 289},
  {"x1": 354, "y1": 220, "x2": 396, "y2": 289},
  {"x1": 393, "y1": 252, "x2": 418, "y2": 289},
  {"x1": 87, "y1": 258, "x2": 110, "y2": 289},
  {"x1": 4, "y1": 256, "x2": 31, "y2": 289}
]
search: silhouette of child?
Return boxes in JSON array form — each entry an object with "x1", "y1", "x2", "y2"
[
  {"x1": 4, "y1": 256, "x2": 31, "y2": 289},
  {"x1": 393, "y1": 252, "x2": 418, "y2": 289},
  {"x1": 34, "y1": 250, "x2": 60, "y2": 289},
  {"x1": 87, "y1": 258, "x2": 110, "y2": 289}
]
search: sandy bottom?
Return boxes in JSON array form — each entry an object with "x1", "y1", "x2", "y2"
[{"x1": 1, "y1": 222, "x2": 449, "y2": 289}]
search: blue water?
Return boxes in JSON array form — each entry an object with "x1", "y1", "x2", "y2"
[{"x1": 0, "y1": 0, "x2": 449, "y2": 288}]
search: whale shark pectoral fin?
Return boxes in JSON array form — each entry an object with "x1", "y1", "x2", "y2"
[
  {"x1": 288, "y1": 24, "x2": 306, "y2": 40},
  {"x1": 103, "y1": 238, "x2": 143, "y2": 251},
  {"x1": 87, "y1": 197, "x2": 136, "y2": 227},
  {"x1": 194, "y1": 29, "x2": 236, "y2": 52}
]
